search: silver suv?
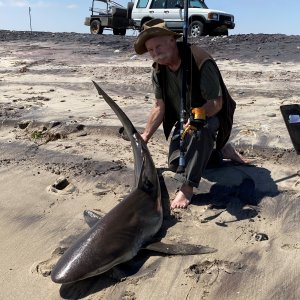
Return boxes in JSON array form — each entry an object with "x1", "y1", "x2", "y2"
[{"x1": 131, "y1": 0, "x2": 235, "y2": 37}]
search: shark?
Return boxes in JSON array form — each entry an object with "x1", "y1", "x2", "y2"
[{"x1": 51, "y1": 81, "x2": 216, "y2": 284}]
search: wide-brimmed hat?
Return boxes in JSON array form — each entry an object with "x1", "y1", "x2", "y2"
[{"x1": 134, "y1": 19, "x2": 182, "y2": 55}]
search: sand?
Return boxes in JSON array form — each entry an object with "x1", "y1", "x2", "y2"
[{"x1": 0, "y1": 30, "x2": 299, "y2": 300}]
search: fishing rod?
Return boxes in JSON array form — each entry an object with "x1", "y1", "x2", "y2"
[{"x1": 177, "y1": 0, "x2": 189, "y2": 174}]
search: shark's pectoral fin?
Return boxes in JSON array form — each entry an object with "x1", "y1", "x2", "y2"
[
  {"x1": 142, "y1": 242, "x2": 217, "y2": 255},
  {"x1": 83, "y1": 210, "x2": 103, "y2": 228}
]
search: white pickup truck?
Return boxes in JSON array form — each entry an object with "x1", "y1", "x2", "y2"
[
  {"x1": 131, "y1": 0, "x2": 235, "y2": 37},
  {"x1": 84, "y1": 0, "x2": 235, "y2": 37}
]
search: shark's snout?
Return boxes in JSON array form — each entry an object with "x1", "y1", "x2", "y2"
[
  {"x1": 51, "y1": 269, "x2": 66, "y2": 284},
  {"x1": 51, "y1": 259, "x2": 84, "y2": 284},
  {"x1": 51, "y1": 265, "x2": 75, "y2": 284}
]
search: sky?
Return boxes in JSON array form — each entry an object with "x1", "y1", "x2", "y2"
[{"x1": 0, "y1": 0, "x2": 299, "y2": 35}]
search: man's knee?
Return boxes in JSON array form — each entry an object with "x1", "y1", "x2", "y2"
[{"x1": 206, "y1": 149, "x2": 223, "y2": 168}]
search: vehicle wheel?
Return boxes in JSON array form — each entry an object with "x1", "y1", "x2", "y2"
[
  {"x1": 223, "y1": 29, "x2": 229, "y2": 36},
  {"x1": 90, "y1": 20, "x2": 103, "y2": 35},
  {"x1": 188, "y1": 21, "x2": 204, "y2": 38}
]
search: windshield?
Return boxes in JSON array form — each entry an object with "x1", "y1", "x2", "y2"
[{"x1": 189, "y1": 0, "x2": 208, "y2": 9}]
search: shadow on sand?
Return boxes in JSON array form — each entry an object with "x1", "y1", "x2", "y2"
[{"x1": 191, "y1": 162, "x2": 280, "y2": 226}]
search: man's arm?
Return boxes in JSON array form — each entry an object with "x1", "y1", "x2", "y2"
[
  {"x1": 202, "y1": 96, "x2": 223, "y2": 117},
  {"x1": 199, "y1": 60, "x2": 223, "y2": 117},
  {"x1": 141, "y1": 98, "x2": 165, "y2": 143}
]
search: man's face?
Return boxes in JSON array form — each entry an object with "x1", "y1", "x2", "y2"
[{"x1": 145, "y1": 35, "x2": 177, "y2": 65}]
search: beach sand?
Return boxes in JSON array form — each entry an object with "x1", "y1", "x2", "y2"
[{"x1": 0, "y1": 31, "x2": 299, "y2": 299}]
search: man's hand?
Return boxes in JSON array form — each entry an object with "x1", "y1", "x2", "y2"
[
  {"x1": 140, "y1": 98, "x2": 165, "y2": 144},
  {"x1": 140, "y1": 132, "x2": 149, "y2": 144},
  {"x1": 182, "y1": 119, "x2": 197, "y2": 139}
]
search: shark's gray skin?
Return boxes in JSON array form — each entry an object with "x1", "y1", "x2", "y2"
[{"x1": 51, "y1": 82, "x2": 216, "y2": 284}]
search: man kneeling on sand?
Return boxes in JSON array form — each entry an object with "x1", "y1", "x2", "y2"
[{"x1": 134, "y1": 19, "x2": 247, "y2": 209}]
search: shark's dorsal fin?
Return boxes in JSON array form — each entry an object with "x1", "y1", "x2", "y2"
[
  {"x1": 83, "y1": 210, "x2": 103, "y2": 228},
  {"x1": 142, "y1": 242, "x2": 217, "y2": 255}
]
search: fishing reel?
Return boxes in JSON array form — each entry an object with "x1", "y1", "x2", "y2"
[{"x1": 182, "y1": 107, "x2": 207, "y2": 139}]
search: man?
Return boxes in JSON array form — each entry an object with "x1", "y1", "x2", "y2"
[{"x1": 134, "y1": 19, "x2": 246, "y2": 209}]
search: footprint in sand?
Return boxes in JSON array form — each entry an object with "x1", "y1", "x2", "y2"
[
  {"x1": 31, "y1": 247, "x2": 67, "y2": 277},
  {"x1": 185, "y1": 260, "x2": 245, "y2": 285},
  {"x1": 121, "y1": 290, "x2": 136, "y2": 300},
  {"x1": 281, "y1": 243, "x2": 300, "y2": 251},
  {"x1": 47, "y1": 176, "x2": 77, "y2": 195}
]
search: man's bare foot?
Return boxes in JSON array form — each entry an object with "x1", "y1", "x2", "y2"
[
  {"x1": 171, "y1": 184, "x2": 193, "y2": 209},
  {"x1": 221, "y1": 143, "x2": 249, "y2": 164}
]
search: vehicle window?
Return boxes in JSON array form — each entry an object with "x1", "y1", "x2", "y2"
[
  {"x1": 136, "y1": 0, "x2": 149, "y2": 8},
  {"x1": 150, "y1": 0, "x2": 166, "y2": 9},
  {"x1": 92, "y1": 1, "x2": 109, "y2": 14},
  {"x1": 189, "y1": 0, "x2": 208, "y2": 8},
  {"x1": 166, "y1": 0, "x2": 179, "y2": 9}
]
